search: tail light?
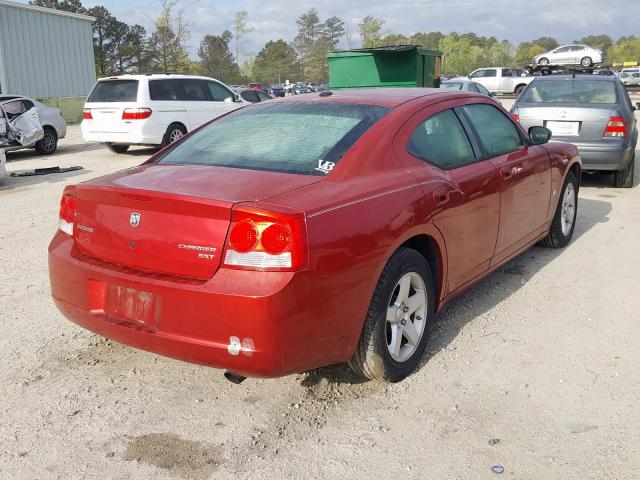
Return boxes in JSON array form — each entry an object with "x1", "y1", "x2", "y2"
[
  {"x1": 603, "y1": 116, "x2": 626, "y2": 138},
  {"x1": 58, "y1": 191, "x2": 77, "y2": 235},
  {"x1": 122, "y1": 108, "x2": 152, "y2": 120},
  {"x1": 223, "y1": 205, "x2": 307, "y2": 271},
  {"x1": 511, "y1": 113, "x2": 520, "y2": 122},
  {"x1": 82, "y1": 109, "x2": 93, "y2": 120}
]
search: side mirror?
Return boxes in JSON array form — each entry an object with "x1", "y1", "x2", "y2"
[
  {"x1": 529, "y1": 126, "x2": 551, "y2": 145},
  {"x1": 635, "y1": 102, "x2": 640, "y2": 111}
]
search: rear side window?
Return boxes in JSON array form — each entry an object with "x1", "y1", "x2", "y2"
[
  {"x1": 408, "y1": 109, "x2": 476, "y2": 169},
  {"x1": 468, "y1": 83, "x2": 480, "y2": 93},
  {"x1": 206, "y1": 81, "x2": 235, "y2": 102},
  {"x1": 156, "y1": 102, "x2": 390, "y2": 176},
  {"x1": 177, "y1": 79, "x2": 211, "y2": 101},
  {"x1": 149, "y1": 80, "x2": 180, "y2": 100},
  {"x1": 520, "y1": 80, "x2": 617, "y2": 104},
  {"x1": 88, "y1": 80, "x2": 138, "y2": 102},
  {"x1": 461, "y1": 104, "x2": 523, "y2": 157},
  {"x1": 241, "y1": 91, "x2": 259, "y2": 103}
]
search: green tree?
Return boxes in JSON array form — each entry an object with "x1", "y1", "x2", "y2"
[
  {"x1": 381, "y1": 33, "x2": 408, "y2": 46},
  {"x1": 198, "y1": 31, "x2": 242, "y2": 84},
  {"x1": 28, "y1": 0, "x2": 85, "y2": 13},
  {"x1": 294, "y1": 8, "x2": 322, "y2": 80},
  {"x1": 87, "y1": 5, "x2": 117, "y2": 76},
  {"x1": 514, "y1": 42, "x2": 546, "y2": 65},
  {"x1": 147, "y1": 0, "x2": 191, "y2": 73},
  {"x1": 408, "y1": 32, "x2": 444, "y2": 50},
  {"x1": 438, "y1": 34, "x2": 483, "y2": 74},
  {"x1": 253, "y1": 39, "x2": 301, "y2": 84},
  {"x1": 322, "y1": 16, "x2": 345, "y2": 49},
  {"x1": 579, "y1": 35, "x2": 613, "y2": 53},
  {"x1": 530, "y1": 36, "x2": 559, "y2": 51},
  {"x1": 359, "y1": 15, "x2": 385, "y2": 48},
  {"x1": 608, "y1": 37, "x2": 640, "y2": 64}
]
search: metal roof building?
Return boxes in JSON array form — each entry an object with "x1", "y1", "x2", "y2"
[{"x1": 0, "y1": 0, "x2": 95, "y2": 120}]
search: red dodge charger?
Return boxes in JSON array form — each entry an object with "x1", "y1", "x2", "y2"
[{"x1": 49, "y1": 89, "x2": 581, "y2": 382}]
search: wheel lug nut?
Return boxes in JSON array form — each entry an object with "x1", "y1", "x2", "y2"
[
  {"x1": 402, "y1": 306, "x2": 409, "y2": 313},
  {"x1": 401, "y1": 319, "x2": 407, "y2": 326}
]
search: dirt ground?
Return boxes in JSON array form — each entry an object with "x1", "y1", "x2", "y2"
[{"x1": 1, "y1": 104, "x2": 639, "y2": 479}]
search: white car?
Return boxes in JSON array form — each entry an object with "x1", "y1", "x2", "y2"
[
  {"x1": 620, "y1": 72, "x2": 640, "y2": 86},
  {"x1": 0, "y1": 95, "x2": 67, "y2": 155},
  {"x1": 81, "y1": 74, "x2": 248, "y2": 153},
  {"x1": 534, "y1": 44, "x2": 603, "y2": 67},
  {"x1": 0, "y1": 148, "x2": 6, "y2": 180}
]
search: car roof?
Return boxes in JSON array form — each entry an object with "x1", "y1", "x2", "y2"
[
  {"x1": 532, "y1": 74, "x2": 616, "y2": 82},
  {"x1": 273, "y1": 88, "x2": 470, "y2": 108},
  {"x1": 96, "y1": 74, "x2": 221, "y2": 81},
  {"x1": 0, "y1": 95, "x2": 23, "y2": 101}
]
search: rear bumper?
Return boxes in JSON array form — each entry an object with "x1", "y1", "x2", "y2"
[
  {"x1": 48, "y1": 233, "x2": 343, "y2": 377},
  {"x1": 81, "y1": 120, "x2": 164, "y2": 146},
  {"x1": 572, "y1": 142, "x2": 635, "y2": 170}
]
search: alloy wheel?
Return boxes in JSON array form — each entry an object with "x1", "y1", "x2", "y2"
[
  {"x1": 169, "y1": 129, "x2": 184, "y2": 143},
  {"x1": 385, "y1": 272, "x2": 428, "y2": 363},
  {"x1": 560, "y1": 183, "x2": 576, "y2": 236}
]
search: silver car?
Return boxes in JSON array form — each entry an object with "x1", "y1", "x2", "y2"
[
  {"x1": 511, "y1": 75, "x2": 638, "y2": 187},
  {"x1": 534, "y1": 45, "x2": 604, "y2": 67},
  {"x1": 440, "y1": 79, "x2": 494, "y2": 96},
  {"x1": 0, "y1": 95, "x2": 67, "y2": 155},
  {"x1": 620, "y1": 72, "x2": 640, "y2": 87}
]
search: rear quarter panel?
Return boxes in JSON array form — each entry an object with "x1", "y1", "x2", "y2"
[{"x1": 543, "y1": 141, "x2": 581, "y2": 227}]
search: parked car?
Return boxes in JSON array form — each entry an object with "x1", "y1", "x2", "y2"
[
  {"x1": 81, "y1": 74, "x2": 246, "y2": 154},
  {"x1": 593, "y1": 69, "x2": 616, "y2": 76},
  {"x1": 248, "y1": 83, "x2": 262, "y2": 90},
  {"x1": 620, "y1": 72, "x2": 640, "y2": 86},
  {"x1": 269, "y1": 85, "x2": 285, "y2": 97},
  {"x1": 467, "y1": 67, "x2": 534, "y2": 95},
  {"x1": 512, "y1": 75, "x2": 637, "y2": 187},
  {"x1": 0, "y1": 95, "x2": 66, "y2": 154},
  {"x1": 534, "y1": 45, "x2": 603, "y2": 67},
  {"x1": 237, "y1": 88, "x2": 274, "y2": 103},
  {"x1": 50, "y1": 88, "x2": 581, "y2": 382},
  {"x1": 0, "y1": 148, "x2": 6, "y2": 180},
  {"x1": 440, "y1": 79, "x2": 494, "y2": 96},
  {"x1": 293, "y1": 83, "x2": 310, "y2": 95}
]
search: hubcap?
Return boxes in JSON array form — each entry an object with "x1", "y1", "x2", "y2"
[
  {"x1": 560, "y1": 183, "x2": 576, "y2": 236},
  {"x1": 169, "y1": 129, "x2": 184, "y2": 143},
  {"x1": 385, "y1": 272, "x2": 428, "y2": 363}
]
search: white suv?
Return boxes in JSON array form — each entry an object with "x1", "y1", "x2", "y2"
[{"x1": 81, "y1": 74, "x2": 247, "y2": 153}]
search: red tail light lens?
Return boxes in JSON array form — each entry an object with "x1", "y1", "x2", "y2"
[
  {"x1": 603, "y1": 116, "x2": 626, "y2": 138},
  {"x1": 58, "y1": 193, "x2": 77, "y2": 235},
  {"x1": 511, "y1": 113, "x2": 520, "y2": 122},
  {"x1": 82, "y1": 109, "x2": 93, "y2": 120},
  {"x1": 224, "y1": 205, "x2": 307, "y2": 271},
  {"x1": 122, "y1": 108, "x2": 152, "y2": 120}
]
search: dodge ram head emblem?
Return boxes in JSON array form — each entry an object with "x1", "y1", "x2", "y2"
[{"x1": 130, "y1": 212, "x2": 141, "y2": 228}]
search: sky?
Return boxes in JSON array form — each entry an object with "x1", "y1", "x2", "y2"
[{"x1": 78, "y1": 0, "x2": 638, "y2": 61}]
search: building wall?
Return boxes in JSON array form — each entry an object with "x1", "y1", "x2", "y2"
[{"x1": 0, "y1": 1, "x2": 96, "y2": 101}]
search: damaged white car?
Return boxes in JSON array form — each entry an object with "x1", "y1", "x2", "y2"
[{"x1": 0, "y1": 95, "x2": 67, "y2": 155}]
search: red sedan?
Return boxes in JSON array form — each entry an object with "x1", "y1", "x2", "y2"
[{"x1": 49, "y1": 89, "x2": 581, "y2": 382}]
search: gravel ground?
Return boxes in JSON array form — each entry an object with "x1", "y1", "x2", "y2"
[{"x1": 1, "y1": 105, "x2": 639, "y2": 479}]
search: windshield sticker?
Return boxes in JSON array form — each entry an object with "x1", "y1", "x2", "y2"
[{"x1": 315, "y1": 159, "x2": 335, "y2": 175}]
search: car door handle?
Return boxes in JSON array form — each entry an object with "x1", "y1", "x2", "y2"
[
  {"x1": 501, "y1": 166, "x2": 523, "y2": 178},
  {"x1": 433, "y1": 189, "x2": 450, "y2": 205}
]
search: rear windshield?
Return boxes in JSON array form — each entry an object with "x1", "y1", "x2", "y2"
[
  {"x1": 440, "y1": 82, "x2": 463, "y2": 91},
  {"x1": 156, "y1": 102, "x2": 390, "y2": 176},
  {"x1": 520, "y1": 79, "x2": 617, "y2": 104},
  {"x1": 87, "y1": 80, "x2": 139, "y2": 102}
]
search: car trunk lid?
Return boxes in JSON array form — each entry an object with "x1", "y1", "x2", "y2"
[
  {"x1": 73, "y1": 164, "x2": 321, "y2": 279},
  {"x1": 517, "y1": 104, "x2": 616, "y2": 142}
]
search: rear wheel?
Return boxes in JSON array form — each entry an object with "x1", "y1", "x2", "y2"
[
  {"x1": 349, "y1": 248, "x2": 435, "y2": 382},
  {"x1": 540, "y1": 171, "x2": 578, "y2": 248},
  {"x1": 161, "y1": 123, "x2": 187, "y2": 148},
  {"x1": 514, "y1": 84, "x2": 526, "y2": 96},
  {"x1": 613, "y1": 155, "x2": 635, "y2": 188},
  {"x1": 106, "y1": 144, "x2": 130, "y2": 154},
  {"x1": 538, "y1": 57, "x2": 549, "y2": 65},
  {"x1": 34, "y1": 127, "x2": 58, "y2": 155},
  {"x1": 580, "y1": 56, "x2": 593, "y2": 67}
]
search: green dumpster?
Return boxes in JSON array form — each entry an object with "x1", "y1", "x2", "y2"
[{"x1": 328, "y1": 45, "x2": 442, "y2": 90}]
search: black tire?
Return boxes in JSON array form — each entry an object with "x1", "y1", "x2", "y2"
[
  {"x1": 349, "y1": 248, "x2": 436, "y2": 382},
  {"x1": 540, "y1": 171, "x2": 578, "y2": 248},
  {"x1": 538, "y1": 57, "x2": 549, "y2": 65},
  {"x1": 106, "y1": 144, "x2": 130, "y2": 154},
  {"x1": 514, "y1": 84, "x2": 526, "y2": 96},
  {"x1": 34, "y1": 127, "x2": 58, "y2": 155},
  {"x1": 613, "y1": 155, "x2": 635, "y2": 188},
  {"x1": 580, "y1": 56, "x2": 593, "y2": 67},
  {"x1": 161, "y1": 123, "x2": 187, "y2": 148}
]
